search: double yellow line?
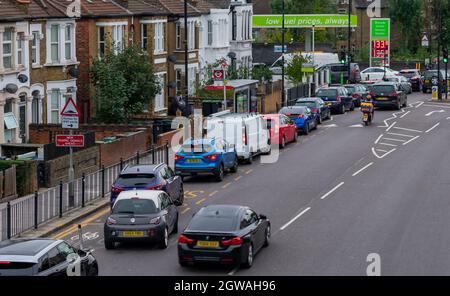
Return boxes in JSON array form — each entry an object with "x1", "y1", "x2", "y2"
[{"x1": 52, "y1": 207, "x2": 111, "y2": 240}]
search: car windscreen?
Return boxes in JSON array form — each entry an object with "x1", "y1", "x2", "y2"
[
  {"x1": 187, "y1": 214, "x2": 237, "y2": 232},
  {"x1": 116, "y1": 174, "x2": 156, "y2": 187},
  {"x1": 344, "y1": 86, "x2": 356, "y2": 93},
  {"x1": 181, "y1": 144, "x2": 212, "y2": 154},
  {"x1": 371, "y1": 85, "x2": 395, "y2": 94},
  {"x1": 0, "y1": 262, "x2": 36, "y2": 275},
  {"x1": 315, "y1": 89, "x2": 338, "y2": 97},
  {"x1": 112, "y1": 199, "x2": 159, "y2": 215},
  {"x1": 295, "y1": 101, "x2": 317, "y2": 108}
]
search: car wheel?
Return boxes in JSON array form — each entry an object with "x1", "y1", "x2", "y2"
[
  {"x1": 422, "y1": 88, "x2": 427, "y2": 94},
  {"x1": 88, "y1": 264, "x2": 99, "y2": 276},
  {"x1": 350, "y1": 102, "x2": 355, "y2": 111},
  {"x1": 263, "y1": 225, "x2": 271, "y2": 247},
  {"x1": 395, "y1": 100, "x2": 401, "y2": 110},
  {"x1": 304, "y1": 124, "x2": 309, "y2": 135},
  {"x1": 402, "y1": 99, "x2": 407, "y2": 107},
  {"x1": 317, "y1": 114, "x2": 322, "y2": 124},
  {"x1": 326, "y1": 111, "x2": 331, "y2": 120},
  {"x1": 280, "y1": 136, "x2": 286, "y2": 149},
  {"x1": 215, "y1": 164, "x2": 224, "y2": 181},
  {"x1": 179, "y1": 185, "x2": 184, "y2": 205},
  {"x1": 340, "y1": 104, "x2": 345, "y2": 114},
  {"x1": 159, "y1": 228, "x2": 169, "y2": 249},
  {"x1": 293, "y1": 131, "x2": 298, "y2": 142},
  {"x1": 230, "y1": 157, "x2": 238, "y2": 173},
  {"x1": 104, "y1": 239, "x2": 115, "y2": 250},
  {"x1": 242, "y1": 243, "x2": 254, "y2": 268},
  {"x1": 172, "y1": 214, "x2": 179, "y2": 234}
]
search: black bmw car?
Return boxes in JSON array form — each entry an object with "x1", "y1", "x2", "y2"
[{"x1": 178, "y1": 205, "x2": 270, "y2": 268}]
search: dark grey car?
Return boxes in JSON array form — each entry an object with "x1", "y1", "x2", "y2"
[
  {"x1": 104, "y1": 190, "x2": 180, "y2": 250},
  {"x1": 0, "y1": 239, "x2": 98, "y2": 276}
]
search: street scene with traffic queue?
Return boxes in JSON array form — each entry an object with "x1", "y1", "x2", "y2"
[{"x1": 1, "y1": 0, "x2": 450, "y2": 277}]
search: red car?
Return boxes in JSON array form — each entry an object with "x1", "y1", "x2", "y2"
[{"x1": 263, "y1": 114, "x2": 297, "y2": 148}]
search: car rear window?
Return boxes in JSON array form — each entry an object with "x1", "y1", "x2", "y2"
[
  {"x1": 116, "y1": 174, "x2": 156, "y2": 187},
  {"x1": 400, "y1": 71, "x2": 417, "y2": 78},
  {"x1": 371, "y1": 85, "x2": 395, "y2": 94},
  {"x1": 188, "y1": 214, "x2": 237, "y2": 232},
  {"x1": 279, "y1": 107, "x2": 306, "y2": 115},
  {"x1": 181, "y1": 144, "x2": 213, "y2": 154},
  {"x1": 0, "y1": 262, "x2": 36, "y2": 275},
  {"x1": 295, "y1": 101, "x2": 317, "y2": 108},
  {"x1": 331, "y1": 65, "x2": 347, "y2": 72},
  {"x1": 112, "y1": 199, "x2": 159, "y2": 215},
  {"x1": 316, "y1": 89, "x2": 338, "y2": 97}
]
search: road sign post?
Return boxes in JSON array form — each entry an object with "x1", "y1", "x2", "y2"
[{"x1": 60, "y1": 96, "x2": 80, "y2": 208}]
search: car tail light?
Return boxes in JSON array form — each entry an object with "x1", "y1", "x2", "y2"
[
  {"x1": 298, "y1": 114, "x2": 304, "y2": 118},
  {"x1": 310, "y1": 108, "x2": 318, "y2": 113},
  {"x1": 147, "y1": 184, "x2": 163, "y2": 190},
  {"x1": 178, "y1": 234, "x2": 195, "y2": 245},
  {"x1": 242, "y1": 132, "x2": 247, "y2": 145},
  {"x1": 111, "y1": 185, "x2": 123, "y2": 193},
  {"x1": 336, "y1": 96, "x2": 341, "y2": 102},
  {"x1": 0, "y1": 261, "x2": 11, "y2": 265},
  {"x1": 221, "y1": 236, "x2": 243, "y2": 246},
  {"x1": 149, "y1": 216, "x2": 161, "y2": 225},
  {"x1": 369, "y1": 91, "x2": 376, "y2": 98},
  {"x1": 204, "y1": 153, "x2": 219, "y2": 161},
  {"x1": 175, "y1": 154, "x2": 184, "y2": 161},
  {"x1": 389, "y1": 91, "x2": 397, "y2": 97},
  {"x1": 106, "y1": 217, "x2": 117, "y2": 225},
  {"x1": 352, "y1": 93, "x2": 359, "y2": 98}
]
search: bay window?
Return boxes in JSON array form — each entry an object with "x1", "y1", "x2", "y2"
[
  {"x1": 176, "y1": 23, "x2": 181, "y2": 50},
  {"x1": 50, "y1": 24, "x2": 59, "y2": 62},
  {"x1": 141, "y1": 24, "x2": 148, "y2": 52},
  {"x1": 16, "y1": 36, "x2": 24, "y2": 66},
  {"x1": 98, "y1": 26, "x2": 105, "y2": 57},
  {"x1": 207, "y1": 20, "x2": 213, "y2": 46},
  {"x1": 32, "y1": 31, "x2": 40, "y2": 65},
  {"x1": 50, "y1": 89, "x2": 61, "y2": 124},
  {"x1": 153, "y1": 22, "x2": 165, "y2": 54},
  {"x1": 154, "y1": 73, "x2": 166, "y2": 111},
  {"x1": 65, "y1": 24, "x2": 72, "y2": 60}
]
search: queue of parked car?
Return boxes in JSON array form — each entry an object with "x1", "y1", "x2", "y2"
[{"x1": 1, "y1": 65, "x2": 420, "y2": 276}]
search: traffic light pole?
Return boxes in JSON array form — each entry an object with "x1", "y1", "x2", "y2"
[{"x1": 281, "y1": 0, "x2": 286, "y2": 106}]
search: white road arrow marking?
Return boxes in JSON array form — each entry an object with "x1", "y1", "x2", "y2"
[
  {"x1": 323, "y1": 124, "x2": 338, "y2": 127},
  {"x1": 425, "y1": 110, "x2": 445, "y2": 116},
  {"x1": 349, "y1": 124, "x2": 363, "y2": 127}
]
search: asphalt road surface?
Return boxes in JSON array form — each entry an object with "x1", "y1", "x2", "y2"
[{"x1": 53, "y1": 92, "x2": 450, "y2": 275}]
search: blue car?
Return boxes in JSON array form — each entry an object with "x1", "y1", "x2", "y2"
[
  {"x1": 279, "y1": 106, "x2": 318, "y2": 135},
  {"x1": 174, "y1": 138, "x2": 238, "y2": 182},
  {"x1": 110, "y1": 163, "x2": 184, "y2": 206}
]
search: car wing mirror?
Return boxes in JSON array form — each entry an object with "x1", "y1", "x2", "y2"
[
  {"x1": 259, "y1": 214, "x2": 267, "y2": 220},
  {"x1": 174, "y1": 200, "x2": 182, "y2": 206}
]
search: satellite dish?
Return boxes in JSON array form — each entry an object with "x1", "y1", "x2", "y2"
[
  {"x1": 5, "y1": 83, "x2": 18, "y2": 94},
  {"x1": 68, "y1": 67, "x2": 80, "y2": 78},
  {"x1": 168, "y1": 54, "x2": 177, "y2": 63},
  {"x1": 17, "y1": 74, "x2": 28, "y2": 83}
]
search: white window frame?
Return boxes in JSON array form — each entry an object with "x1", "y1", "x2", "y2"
[
  {"x1": 175, "y1": 69, "x2": 182, "y2": 95},
  {"x1": 207, "y1": 20, "x2": 213, "y2": 46},
  {"x1": 16, "y1": 35, "x2": 24, "y2": 66},
  {"x1": 112, "y1": 24, "x2": 125, "y2": 53},
  {"x1": 50, "y1": 89, "x2": 61, "y2": 124},
  {"x1": 141, "y1": 23, "x2": 148, "y2": 52},
  {"x1": 64, "y1": 24, "x2": 73, "y2": 60},
  {"x1": 188, "y1": 21, "x2": 195, "y2": 50},
  {"x1": 188, "y1": 66, "x2": 197, "y2": 96},
  {"x1": 98, "y1": 26, "x2": 106, "y2": 57},
  {"x1": 45, "y1": 21, "x2": 77, "y2": 65},
  {"x1": 176, "y1": 23, "x2": 181, "y2": 50},
  {"x1": 32, "y1": 31, "x2": 40, "y2": 66},
  {"x1": 2, "y1": 27, "x2": 13, "y2": 69},
  {"x1": 153, "y1": 22, "x2": 165, "y2": 54},
  {"x1": 50, "y1": 24, "x2": 59, "y2": 63},
  {"x1": 154, "y1": 72, "x2": 166, "y2": 111}
]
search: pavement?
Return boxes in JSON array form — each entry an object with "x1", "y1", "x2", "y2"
[{"x1": 28, "y1": 92, "x2": 450, "y2": 275}]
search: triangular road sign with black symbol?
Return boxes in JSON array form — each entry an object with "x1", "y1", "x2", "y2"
[{"x1": 60, "y1": 97, "x2": 79, "y2": 117}]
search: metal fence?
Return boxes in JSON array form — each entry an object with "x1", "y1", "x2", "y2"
[
  {"x1": 286, "y1": 83, "x2": 315, "y2": 106},
  {"x1": 0, "y1": 144, "x2": 169, "y2": 242}
]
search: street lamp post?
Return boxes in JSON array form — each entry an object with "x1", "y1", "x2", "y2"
[
  {"x1": 347, "y1": 0, "x2": 352, "y2": 83},
  {"x1": 184, "y1": 0, "x2": 189, "y2": 105},
  {"x1": 281, "y1": 0, "x2": 286, "y2": 107}
]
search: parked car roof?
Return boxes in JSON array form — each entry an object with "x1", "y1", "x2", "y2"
[
  {"x1": 115, "y1": 190, "x2": 164, "y2": 203},
  {"x1": 0, "y1": 239, "x2": 61, "y2": 263},
  {"x1": 121, "y1": 164, "x2": 164, "y2": 174}
]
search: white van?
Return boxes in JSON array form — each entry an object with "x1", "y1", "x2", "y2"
[{"x1": 205, "y1": 112, "x2": 271, "y2": 163}]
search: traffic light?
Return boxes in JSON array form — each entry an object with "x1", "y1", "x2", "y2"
[
  {"x1": 339, "y1": 51, "x2": 346, "y2": 64},
  {"x1": 443, "y1": 48, "x2": 448, "y2": 64}
]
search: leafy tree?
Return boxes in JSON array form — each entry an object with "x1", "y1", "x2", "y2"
[
  {"x1": 252, "y1": 64, "x2": 273, "y2": 82},
  {"x1": 286, "y1": 54, "x2": 309, "y2": 86},
  {"x1": 389, "y1": 0, "x2": 422, "y2": 54},
  {"x1": 90, "y1": 44, "x2": 160, "y2": 123}
]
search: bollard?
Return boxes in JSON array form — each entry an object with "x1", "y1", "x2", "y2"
[
  {"x1": 81, "y1": 173, "x2": 85, "y2": 207},
  {"x1": 34, "y1": 191, "x2": 38, "y2": 229}
]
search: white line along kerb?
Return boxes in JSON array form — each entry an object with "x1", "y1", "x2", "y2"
[
  {"x1": 352, "y1": 162, "x2": 374, "y2": 177},
  {"x1": 280, "y1": 207, "x2": 311, "y2": 231},
  {"x1": 320, "y1": 182, "x2": 345, "y2": 200}
]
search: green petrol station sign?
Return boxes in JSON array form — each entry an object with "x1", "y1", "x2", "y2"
[
  {"x1": 252, "y1": 14, "x2": 358, "y2": 28},
  {"x1": 370, "y1": 18, "x2": 390, "y2": 67}
]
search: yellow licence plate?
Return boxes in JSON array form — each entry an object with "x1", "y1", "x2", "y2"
[
  {"x1": 327, "y1": 102, "x2": 332, "y2": 106},
  {"x1": 196, "y1": 241, "x2": 219, "y2": 248},
  {"x1": 425, "y1": 80, "x2": 430, "y2": 83},
  {"x1": 122, "y1": 231, "x2": 145, "y2": 237},
  {"x1": 187, "y1": 158, "x2": 201, "y2": 163},
  {"x1": 377, "y1": 97, "x2": 388, "y2": 101}
]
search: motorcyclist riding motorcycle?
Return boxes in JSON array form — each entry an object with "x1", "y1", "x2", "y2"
[{"x1": 360, "y1": 94, "x2": 375, "y2": 125}]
